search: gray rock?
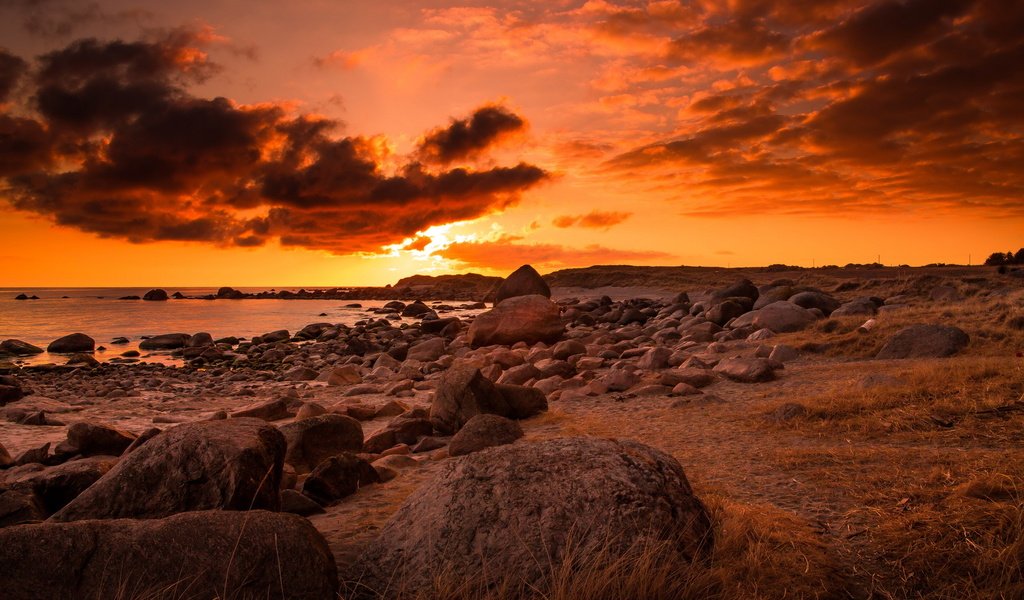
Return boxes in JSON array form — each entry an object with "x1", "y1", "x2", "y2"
[
  {"x1": 430, "y1": 366, "x2": 512, "y2": 435},
  {"x1": 876, "y1": 324, "x2": 970, "y2": 359},
  {"x1": 449, "y1": 414, "x2": 523, "y2": 457},
  {"x1": 713, "y1": 357, "x2": 776, "y2": 383},
  {"x1": 66, "y1": 422, "x2": 136, "y2": 457},
  {"x1": 51, "y1": 419, "x2": 285, "y2": 522},
  {"x1": 0, "y1": 510, "x2": 337, "y2": 600},
  {"x1": 279, "y1": 414, "x2": 363, "y2": 473},
  {"x1": 351, "y1": 438, "x2": 712, "y2": 594},
  {"x1": 750, "y1": 301, "x2": 817, "y2": 333},
  {"x1": 301, "y1": 453, "x2": 380, "y2": 505}
]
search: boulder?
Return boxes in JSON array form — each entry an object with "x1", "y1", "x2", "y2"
[
  {"x1": 467, "y1": 295, "x2": 564, "y2": 348},
  {"x1": 713, "y1": 357, "x2": 776, "y2": 383},
  {"x1": 217, "y1": 286, "x2": 245, "y2": 299},
  {"x1": 789, "y1": 291, "x2": 841, "y2": 316},
  {"x1": 831, "y1": 299, "x2": 878, "y2": 317},
  {"x1": 187, "y1": 332, "x2": 214, "y2": 347},
  {"x1": 449, "y1": 414, "x2": 523, "y2": 457},
  {"x1": 750, "y1": 301, "x2": 817, "y2": 333},
  {"x1": 65, "y1": 422, "x2": 136, "y2": 457},
  {"x1": 493, "y1": 383, "x2": 548, "y2": 419},
  {"x1": 142, "y1": 289, "x2": 168, "y2": 301},
  {"x1": 51, "y1": 419, "x2": 285, "y2": 522},
  {"x1": 0, "y1": 511, "x2": 337, "y2": 600},
  {"x1": 495, "y1": 264, "x2": 551, "y2": 303},
  {"x1": 0, "y1": 340, "x2": 43, "y2": 356},
  {"x1": 46, "y1": 333, "x2": 94, "y2": 354},
  {"x1": 0, "y1": 441, "x2": 11, "y2": 468},
  {"x1": 637, "y1": 346, "x2": 673, "y2": 370},
  {"x1": 139, "y1": 333, "x2": 191, "y2": 350},
  {"x1": 430, "y1": 366, "x2": 512, "y2": 434},
  {"x1": 301, "y1": 453, "x2": 380, "y2": 505},
  {"x1": 320, "y1": 364, "x2": 362, "y2": 386},
  {"x1": 406, "y1": 337, "x2": 446, "y2": 362},
  {"x1": 259, "y1": 329, "x2": 291, "y2": 343},
  {"x1": 711, "y1": 279, "x2": 758, "y2": 303},
  {"x1": 0, "y1": 488, "x2": 44, "y2": 527},
  {"x1": 278, "y1": 414, "x2": 363, "y2": 473},
  {"x1": 876, "y1": 324, "x2": 970, "y2": 359},
  {"x1": 284, "y1": 365, "x2": 319, "y2": 381},
  {"x1": 351, "y1": 438, "x2": 711, "y2": 594},
  {"x1": 2, "y1": 456, "x2": 117, "y2": 515},
  {"x1": 231, "y1": 398, "x2": 290, "y2": 421},
  {"x1": 0, "y1": 380, "x2": 25, "y2": 405}
]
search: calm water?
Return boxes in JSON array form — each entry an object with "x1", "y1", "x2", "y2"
[{"x1": 0, "y1": 288, "x2": 476, "y2": 365}]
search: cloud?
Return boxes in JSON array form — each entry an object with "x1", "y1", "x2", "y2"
[
  {"x1": 604, "y1": 0, "x2": 1024, "y2": 218},
  {"x1": 0, "y1": 48, "x2": 27, "y2": 101},
  {"x1": 552, "y1": 210, "x2": 632, "y2": 229},
  {"x1": 442, "y1": 235, "x2": 672, "y2": 271},
  {"x1": 415, "y1": 104, "x2": 526, "y2": 165},
  {"x1": 0, "y1": 31, "x2": 548, "y2": 253}
]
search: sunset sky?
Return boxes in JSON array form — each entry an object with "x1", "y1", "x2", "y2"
[{"x1": 1, "y1": 0, "x2": 1022, "y2": 286}]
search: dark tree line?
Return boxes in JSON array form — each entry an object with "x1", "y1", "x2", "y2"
[{"x1": 984, "y1": 248, "x2": 1024, "y2": 266}]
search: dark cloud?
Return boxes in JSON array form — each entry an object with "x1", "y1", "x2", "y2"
[
  {"x1": 416, "y1": 104, "x2": 526, "y2": 164},
  {"x1": 0, "y1": 32, "x2": 548, "y2": 253},
  {"x1": 0, "y1": 48, "x2": 27, "y2": 101},
  {"x1": 609, "y1": 0, "x2": 1024, "y2": 218}
]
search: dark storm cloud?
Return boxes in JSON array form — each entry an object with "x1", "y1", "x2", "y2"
[
  {"x1": 416, "y1": 105, "x2": 526, "y2": 164},
  {"x1": 0, "y1": 31, "x2": 547, "y2": 253},
  {"x1": 609, "y1": 0, "x2": 1024, "y2": 217},
  {"x1": 0, "y1": 48, "x2": 27, "y2": 101}
]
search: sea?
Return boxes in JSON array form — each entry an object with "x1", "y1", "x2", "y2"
[{"x1": 0, "y1": 287, "x2": 481, "y2": 366}]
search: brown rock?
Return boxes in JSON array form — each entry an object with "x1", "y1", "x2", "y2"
[
  {"x1": 449, "y1": 414, "x2": 523, "y2": 457},
  {"x1": 495, "y1": 264, "x2": 551, "y2": 303},
  {"x1": 279, "y1": 414, "x2": 363, "y2": 473},
  {"x1": 467, "y1": 295, "x2": 564, "y2": 348}
]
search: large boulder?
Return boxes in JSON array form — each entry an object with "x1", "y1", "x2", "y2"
[
  {"x1": 0, "y1": 340, "x2": 43, "y2": 356},
  {"x1": 493, "y1": 383, "x2": 548, "y2": 419},
  {"x1": 750, "y1": 301, "x2": 818, "y2": 333},
  {"x1": 430, "y1": 366, "x2": 512, "y2": 434},
  {"x1": 0, "y1": 441, "x2": 12, "y2": 468},
  {"x1": 710, "y1": 279, "x2": 758, "y2": 303},
  {"x1": 467, "y1": 295, "x2": 564, "y2": 348},
  {"x1": 0, "y1": 376, "x2": 25, "y2": 405},
  {"x1": 406, "y1": 337, "x2": 447, "y2": 362},
  {"x1": 495, "y1": 264, "x2": 551, "y2": 303},
  {"x1": 876, "y1": 324, "x2": 970, "y2": 359},
  {"x1": 279, "y1": 414, "x2": 363, "y2": 473},
  {"x1": 46, "y1": 333, "x2": 94, "y2": 354},
  {"x1": 0, "y1": 510, "x2": 337, "y2": 600},
  {"x1": 350, "y1": 438, "x2": 712, "y2": 594},
  {"x1": 139, "y1": 333, "x2": 191, "y2": 350},
  {"x1": 448, "y1": 414, "x2": 523, "y2": 457},
  {"x1": 51, "y1": 419, "x2": 285, "y2": 522}
]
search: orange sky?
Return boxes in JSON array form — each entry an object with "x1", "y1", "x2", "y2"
[{"x1": 1, "y1": 0, "x2": 1022, "y2": 286}]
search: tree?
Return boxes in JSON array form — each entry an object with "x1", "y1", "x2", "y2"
[{"x1": 985, "y1": 252, "x2": 1009, "y2": 266}]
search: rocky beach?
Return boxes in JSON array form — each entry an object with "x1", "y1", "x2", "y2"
[{"x1": 1, "y1": 263, "x2": 1022, "y2": 599}]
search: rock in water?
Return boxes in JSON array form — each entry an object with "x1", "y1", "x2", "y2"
[
  {"x1": 278, "y1": 414, "x2": 364, "y2": 473},
  {"x1": 350, "y1": 438, "x2": 712, "y2": 595},
  {"x1": 876, "y1": 324, "x2": 970, "y2": 359},
  {"x1": 142, "y1": 289, "x2": 168, "y2": 301},
  {"x1": 467, "y1": 295, "x2": 564, "y2": 348},
  {"x1": 430, "y1": 365, "x2": 512, "y2": 434},
  {"x1": 46, "y1": 333, "x2": 94, "y2": 354},
  {"x1": 495, "y1": 264, "x2": 551, "y2": 303},
  {"x1": 50, "y1": 419, "x2": 284, "y2": 522},
  {"x1": 0, "y1": 511, "x2": 337, "y2": 600},
  {"x1": 448, "y1": 414, "x2": 523, "y2": 456},
  {"x1": 0, "y1": 340, "x2": 43, "y2": 356},
  {"x1": 138, "y1": 333, "x2": 191, "y2": 350}
]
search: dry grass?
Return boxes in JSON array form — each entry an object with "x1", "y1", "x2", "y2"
[{"x1": 766, "y1": 357, "x2": 1024, "y2": 439}]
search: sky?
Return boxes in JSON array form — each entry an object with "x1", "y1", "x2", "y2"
[{"x1": 0, "y1": 0, "x2": 1021, "y2": 286}]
